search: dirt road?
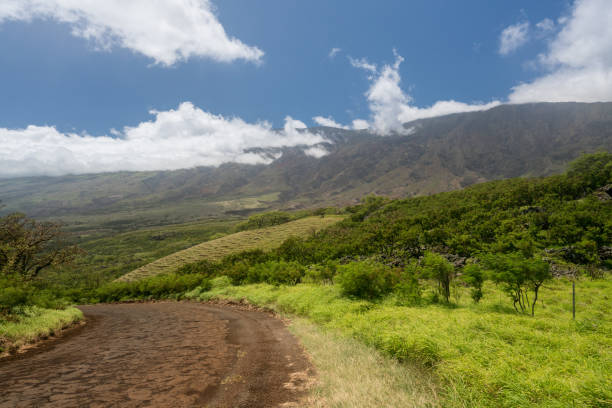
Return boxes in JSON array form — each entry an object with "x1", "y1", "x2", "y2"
[{"x1": 0, "y1": 302, "x2": 313, "y2": 407}]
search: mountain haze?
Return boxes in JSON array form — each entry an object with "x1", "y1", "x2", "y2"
[{"x1": 1, "y1": 102, "x2": 611, "y2": 229}]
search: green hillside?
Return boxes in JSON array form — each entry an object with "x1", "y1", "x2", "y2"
[{"x1": 116, "y1": 215, "x2": 343, "y2": 282}]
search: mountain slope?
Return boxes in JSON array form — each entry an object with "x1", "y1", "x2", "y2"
[{"x1": 1, "y1": 102, "x2": 611, "y2": 228}]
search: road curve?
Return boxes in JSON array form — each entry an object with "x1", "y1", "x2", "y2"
[{"x1": 0, "y1": 302, "x2": 313, "y2": 408}]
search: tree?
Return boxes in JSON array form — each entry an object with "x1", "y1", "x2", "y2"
[
  {"x1": 421, "y1": 252, "x2": 455, "y2": 303},
  {"x1": 482, "y1": 253, "x2": 551, "y2": 316},
  {"x1": 0, "y1": 213, "x2": 82, "y2": 280},
  {"x1": 462, "y1": 263, "x2": 484, "y2": 303}
]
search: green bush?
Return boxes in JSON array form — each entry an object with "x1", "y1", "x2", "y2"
[
  {"x1": 302, "y1": 261, "x2": 338, "y2": 284},
  {"x1": 94, "y1": 273, "x2": 211, "y2": 302},
  {"x1": 392, "y1": 266, "x2": 421, "y2": 306},
  {"x1": 236, "y1": 211, "x2": 293, "y2": 231},
  {"x1": 176, "y1": 259, "x2": 220, "y2": 276},
  {"x1": 0, "y1": 277, "x2": 67, "y2": 315},
  {"x1": 335, "y1": 261, "x2": 396, "y2": 300},
  {"x1": 421, "y1": 252, "x2": 455, "y2": 303},
  {"x1": 462, "y1": 264, "x2": 485, "y2": 303},
  {"x1": 245, "y1": 261, "x2": 305, "y2": 285}
]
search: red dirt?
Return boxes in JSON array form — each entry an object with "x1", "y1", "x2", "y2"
[{"x1": 0, "y1": 302, "x2": 314, "y2": 407}]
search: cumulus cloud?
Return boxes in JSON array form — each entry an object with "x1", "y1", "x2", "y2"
[
  {"x1": 509, "y1": 0, "x2": 612, "y2": 103},
  {"x1": 344, "y1": 52, "x2": 500, "y2": 135},
  {"x1": 0, "y1": 0, "x2": 263, "y2": 66},
  {"x1": 499, "y1": 21, "x2": 530, "y2": 55},
  {"x1": 0, "y1": 103, "x2": 327, "y2": 177},
  {"x1": 312, "y1": 116, "x2": 349, "y2": 129}
]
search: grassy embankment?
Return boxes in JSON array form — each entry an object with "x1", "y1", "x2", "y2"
[
  {"x1": 184, "y1": 277, "x2": 611, "y2": 408},
  {"x1": 117, "y1": 216, "x2": 343, "y2": 282},
  {"x1": 0, "y1": 307, "x2": 83, "y2": 355}
]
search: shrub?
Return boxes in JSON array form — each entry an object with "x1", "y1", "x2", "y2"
[
  {"x1": 420, "y1": 252, "x2": 455, "y2": 303},
  {"x1": 393, "y1": 269, "x2": 421, "y2": 306},
  {"x1": 462, "y1": 264, "x2": 485, "y2": 303},
  {"x1": 481, "y1": 253, "x2": 551, "y2": 315},
  {"x1": 236, "y1": 211, "x2": 293, "y2": 231},
  {"x1": 303, "y1": 261, "x2": 338, "y2": 284},
  {"x1": 335, "y1": 261, "x2": 396, "y2": 300},
  {"x1": 245, "y1": 261, "x2": 305, "y2": 285},
  {"x1": 176, "y1": 259, "x2": 220, "y2": 276},
  {"x1": 94, "y1": 273, "x2": 210, "y2": 302}
]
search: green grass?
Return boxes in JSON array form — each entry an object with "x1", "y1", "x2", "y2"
[
  {"x1": 117, "y1": 216, "x2": 343, "y2": 282},
  {"x1": 0, "y1": 306, "x2": 83, "y2": 354},
  {"x1": 189, "y1": 276, "x2": 611, "y2": 408}
]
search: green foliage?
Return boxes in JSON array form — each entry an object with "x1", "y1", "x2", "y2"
[
  {"x1": 421, "y1": 252, "x2": 455, "y2": 303},
  {"x1": 94, "y1": 273, "x2": 211, "y2": 302},
  {"x1": 236, "y1": 211, "x2": 293, "y2": 231},
  {"x1": 0, "y1": 277, "x2": 67, "y2": 315},
  {"x1": 566, "y1": 151, "x2": 612, "y2": 190},
  {"x1": 335, "y1": 261, "x2": 397, "y2": 300},
  {"x1": 245, "y1": 261, "x2": 305, "y2": 285},
  {"x1": 176, "y1": 259, "x2": 220, "y2": 276},
  {"x1": 302, "y1": 261, "x2": 338, "y2": 284},
  {"x1": 462, "y1": 264, "x2": 484, "y2": 303},
  {"x1": 274, "y1": 153, "x2": 612, "y2": 273},
  {"x1": 392, "y1": 265, "x2": 422, "y2": 306},
  {"x1": 482, "y1": 253, "x2": 552, "y2": 315}
]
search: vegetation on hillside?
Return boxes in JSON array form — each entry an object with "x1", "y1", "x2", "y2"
[{"x1": 1, "y1": 152, "x2": 610, "y2": 406}]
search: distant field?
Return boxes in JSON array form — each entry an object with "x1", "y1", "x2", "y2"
[{"x1": 117, "y1": 216, "x2": 343, "y2": 282}]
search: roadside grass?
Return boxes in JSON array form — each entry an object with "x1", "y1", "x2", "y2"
[
  {"x1": 288, "y1": 317, "x2": 439, "y2": 408},
  {"x1": 117, "y1": 216, "x2": 343, "y2": 282},
  {"x1": 189, "y1": 276, "x2": 612, "y2": 408},
  {"x1": 0, "y1": 306, "x2": 83, "y2": 354}
]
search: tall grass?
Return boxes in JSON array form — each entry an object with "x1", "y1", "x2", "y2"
[
  {"x1": 0, "y1": 306, "x2": 83, "y2": 354},
  {"x1": 189, "y1": 277, "x2": 611, "y2": 407}
]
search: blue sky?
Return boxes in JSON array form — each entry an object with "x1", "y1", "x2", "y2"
[{"x1": 1, "y1": 0, "x2": 611, "y2": 177}]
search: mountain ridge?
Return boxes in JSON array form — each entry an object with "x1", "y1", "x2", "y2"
[{"x1": 1, "y1": 102, "x2": 611, "y2": 228}]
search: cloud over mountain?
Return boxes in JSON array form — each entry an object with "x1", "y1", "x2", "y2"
[{"x1": 0, "y1": 103, "x2": 325, "y2": 177}]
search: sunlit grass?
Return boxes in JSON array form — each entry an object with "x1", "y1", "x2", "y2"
[
  {"x1": 192, "y1": 276, "x2": 611, "y2": 407},
  {"x1": 0, "y1": 306, "x2": 83, "y2": 353}
]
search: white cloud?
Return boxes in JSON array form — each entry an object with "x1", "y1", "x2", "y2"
[
  {"x1": 303, "y1": 146, "x2": 329, "y2": 158},
  {"x1": 0, "y1": 0, "x2": 263, "y2": 66},
  {"x1": 348, "y1": 56, "x2": 377, "y2": 73},
  {"x1": 351, "y1": 119, "x2": 370, "y2": 130},
  {"x1": 499, "y1": 21, "x2": 530, "y2": 55},
  {"x1": 509, "y1": 0, "x2": 612, "y2": 103},
  {"x1": 536, "y1": 18, "x2": 555, "y2": 33},
  {"x1": 312, "y1": 116, "x2": 349, "y2": 129},
  {"x1": 0, "y1": 102, "x2": 327, "y2": 177},
  {"x1": 329, "y1": 47, "x2": 341, "y2": 58},
  {"x1": 344, "y1": 53, "x2": 500, "y2": 135}
]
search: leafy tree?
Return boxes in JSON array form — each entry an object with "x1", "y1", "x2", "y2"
[
  {"x1": 482, "y1": 253, "x2": 551, "y2": 316},
  {"x1": 335, "y1": 261, "x2": 396, "y2": 300},
  {"x1": 421, "y1": 252, "x2": 455, "y2": 303},
  {"x1": 0, "y1": 213, "x2": 82, "y2": 280},
  {"x1": 462, "y1": 264, "x2": 485, "y2": 303}
]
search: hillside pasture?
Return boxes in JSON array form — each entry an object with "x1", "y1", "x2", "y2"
[{"x1": 117, "y1": 216, "x2": 343, "y2": 282}]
